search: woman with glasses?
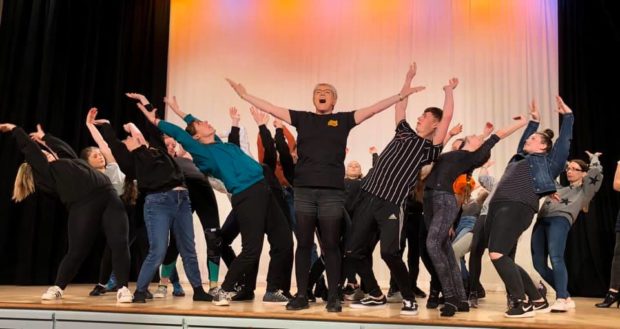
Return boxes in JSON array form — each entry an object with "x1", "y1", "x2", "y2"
[{"x1": 531, "y1": 151, "x2": 603, "y2": 312}]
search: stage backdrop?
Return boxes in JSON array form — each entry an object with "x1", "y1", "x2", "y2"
[{"x1": 167, "y1": 0, "x2": 559, "y2": 291}]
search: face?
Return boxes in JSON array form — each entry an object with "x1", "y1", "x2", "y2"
[
  {"x1": 451, "y1": 139, "x2": 464, "y2": 151},
  {"x1": 566, "y1": 161, "x2": 586, "y2": 183},
  {"x1": 191, "y1": 120, "x2": 216, "y2": 139},
  {"x1": 463, "y1": 135, "x2": 484, "y2": 151},
  {"x1": 346, "y1": 161, "x2": 362, "y2": 178},
  {"x1": 523, "y1": 133, "x2": 547, "y2": 154},
  {"x1": 416, "y1": 112, "x2": 439, "y2": 138},
  {"x1": 87, "y1": 148, "x2": 106, "y2": 169},
  {"x1": 164, "y1": 136, "x2": 177, "y2": 157},
  {"x1": 312, "y1": 84, "x2": 337, "y2": 113}
]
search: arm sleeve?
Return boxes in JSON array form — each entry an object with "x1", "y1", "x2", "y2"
[
  {"x1": 105, "y1": 162, "x2": 126, "y2": 187},
  {"x1": 157, "y1": 119, "x2": 207, "y2": 159},
  {"x1": 12, "y1": 127, "x2": 55, "y2": 191},
  {"x1": 259, "y1": 125, "x2": 277, "y2": 171},
  {"x1": 228, "y1": 126, "x2": 240, "y2": 147},
  {"x1": 517, "y1": 120, "x2": 540, "y2": 153},
  {"x1": 582, "y1": 155, "x2": 603, "y2": 206},
  {"x1": 468, "y1": 134, "x2": 500, "y2": 168},
  {"x1": 98, "y1": 123, "x2": 136, "y2": 178},
  {"x1": 275, "y1": 128, "x2": 295, "y2": 184},
  {"x1": 42, "y1": 134, "x2": 78, "y2": 159},
  {"x1": 548, "y1": 113, "x2": 574, "y2": 178}
]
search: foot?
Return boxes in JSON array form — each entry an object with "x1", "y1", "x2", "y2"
[
  {"x1": 468, "y1": 291, "x2": 479, "y2": 308},
  {"x1": 537, "y1": 281, "x2": 548, "y2": 299},
  {"x1": 386, "y1": 289, "x2": 403, "y2": 303},
  {"x1": 426, "y1": 290, "x2": 440, "y2": 309},
  {"x1": 326, "y1": 296, "x2": 342, "y2": 312},
  {"x1": 89, "y1": 284, "x2": 107, "y2": 296},
  {"x1": 132, "y1": 290, "x2": 147, "y2": 303},
  {"x1": 550, "y1": 298, "x2": 570, "y2": 313},
  {"x1": 400, "y1": 298, "x2": 419, "y2": 316},
  {"x1": 505, "y1": 300, "x2": 535, "y2": 318},
  {"x1": 173, "y1": 286, "x2": 186, "y2": 297},
  {"x1": 286, "y1": 295, "x2": 310, "y2": 310},
  {"x1": 263, "y1": 290, "x2": 290, "y2": 305},
  {"x1": 231, "y1": 288, "x2": 254, "y2": 301},
  {"x1": 305, "y1": 289, "x2": 317, "y2": 303},
  {"x1": 533, "y1": 298, "x2": 551, "y2": 314},
  {"x1": 211, "y1": 287, "x2": 234, "y2": 306},
  {"x1": 413, "y1": 286, "x2": 427, "y2": 298},
  {"x1": 349, "y1": 294, "x2": 387, "y2": 309},
  {"x1": 41, "y1": 286, "x2": 63, "y2": 300},
  {"x1": 193, "y1": 287, "x2": 213, "y2": 302},
  {"x1": 145, "y1": 289, "x2": 153, "y2": 300},
  {"x1": 116, "y1": 286, "x2": 133, "y2": 303},
  {"x1": 153, "y1": 284, "x2": 167, "y2": 298}
]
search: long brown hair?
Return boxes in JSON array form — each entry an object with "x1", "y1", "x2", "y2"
[
  {"x1": 120, "y1": 177, "x2": 138, "y2": 205},
  {"x1": 12, "y1": 162, "x2": 35, "y2": 202}
]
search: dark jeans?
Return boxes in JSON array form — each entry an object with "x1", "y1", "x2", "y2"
[
  {"x1": 293, "y1": 187, "x2": 344, "y2": 298},
  {"x1": 56, "y1": 189, "x2": 130, "y2": 289},
  {"x1": 610, "y1": 232, "x2": 620, "y2": 290},
  {"x1": 424, "y1": 189, "x2": 466, "y2": 300},
  {"x1": 531, "y1": 216, "x2": 572, "y2": 298}
]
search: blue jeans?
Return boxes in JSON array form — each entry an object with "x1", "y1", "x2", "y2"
[
  {"x1": 136, "y1": 190, "x2": 202, "y2": 292},
  {"x1": 531, "y1": 216, "x2": 571, "y2": 298}
]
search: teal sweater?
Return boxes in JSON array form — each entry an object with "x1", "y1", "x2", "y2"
[{"x1": 157, "y1": 114, "x2": 263, "y2": 195}]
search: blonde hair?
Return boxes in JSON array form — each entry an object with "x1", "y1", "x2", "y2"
[{"x1": 12, "y1": 162, "x2": 35, "y2": 202}]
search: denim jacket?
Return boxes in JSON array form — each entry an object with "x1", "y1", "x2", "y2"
[{"x1": 508, "y1": 113, "x2": 574, "y2": 195}]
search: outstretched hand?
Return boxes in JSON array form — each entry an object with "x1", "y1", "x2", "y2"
[
  {"x1": 126, "y1": 92, "x2": 148, "y2": 105},
  {"x1": 86, "y1": 107, "x2": 110, "y2": 125},
  {"x1": 29, "y1": 124, "x2": 46, "y2": 143},
  {"x1": 585, "y1": 150, "x2": 602, "y2": 158},
  {"x1": 0, "y1": 123, "x2": 16, "y2": 132},
  {"x1": 136, "y1": 103, "x2": 158, "y2": 125},
  {"x1": 164, "y1": 96, "x2": 180, "y2": 113},
  {"x1": 229, "y1": 106, "x2": 241, "y2": 125},
  {"x1": 448, "y1": 123, "x2": 463, "y2": 137},
  {"x1": 250, "y1": 106, "x2": 269, "y2": 126},
  {"x1": 369, "y1": 146, "x2": 378, "y2": 154},
  {"x1": 226, "y1": 79, "x2": 247, "y2": 99},
  {"x1": 529, "y1": 99, "x2": 540, "y2": 122},
  {"x1": 443, "y1": 78, "x2": 459, "y2": 91},
  {"x1": 483, "y1": 122, "x2": 494, "y2": 136},
  {"x1": 273, "y1": 118, "x2": 283, "y2": 129},
  {"x1": 556, "y1": 96, "x2": 572, "y2": 114}
]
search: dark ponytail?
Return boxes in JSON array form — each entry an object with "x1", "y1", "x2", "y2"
[{"x1": 537, "y1": 129, "x2": 555, "y2": 153}]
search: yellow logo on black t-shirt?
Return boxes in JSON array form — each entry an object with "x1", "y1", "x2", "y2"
[{"x1": 327, "y1": 119, "x2": 338, "y2": 127}]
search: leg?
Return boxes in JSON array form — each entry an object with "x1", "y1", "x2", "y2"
[
  {"x1": 100, "y1": 193, "x2": 130, "y2": 288},
  {"x1": 264, "y1": 192, "x2": 294, "y2": 292},
  {"x1": 531, "y1": 219, "x2": 554, "y2": 286},
  {"x1": 220, "y1": 211, "x2": 239, "y2": 268},
  {"x1": 546, "y1": 216, "x2": 571, "y2": 299}
]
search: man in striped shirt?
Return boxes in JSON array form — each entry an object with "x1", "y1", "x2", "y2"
[{"x1": 346, "y1": 67, "x2": 456, "y2": 315}]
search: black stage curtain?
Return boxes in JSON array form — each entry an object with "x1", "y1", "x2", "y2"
[
  {"x1": 559, "y1": 0, "x2": 620, "y2": 297},
  {"x1": 0, "y1": 0, "x2": 170, "y2": 285}
]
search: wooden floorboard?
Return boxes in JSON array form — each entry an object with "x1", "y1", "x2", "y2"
[{"x1": 1, "y1": 284, "x2": 619, "y2": 328}]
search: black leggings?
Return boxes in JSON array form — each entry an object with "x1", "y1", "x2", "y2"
[
  {"x1": 56, "y1": 189, "x2": 130, "y2": 289},
  {"x1": 610, "y1": 232, "x2": 620, "y2": 290},
  {"x1": 486, "y1": 201, "x2": 541, "y2": 301}
]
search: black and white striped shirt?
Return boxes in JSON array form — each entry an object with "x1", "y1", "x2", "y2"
[{"x1": 361, "y1": 120, "x2": 442, "y2": 206}]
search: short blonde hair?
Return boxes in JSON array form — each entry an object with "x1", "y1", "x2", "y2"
[
  {"x1": 12, "y1": 162, "x2": 35, "y2": 202},
  {"x1": 314, "y1": 83, "x2": 338, "y2": 100}
]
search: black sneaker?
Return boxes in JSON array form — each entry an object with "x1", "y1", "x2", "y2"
[
  {"x1": 133, "y1": 290, "x2": 147, "y2": 303},
  {"x1": 537, "y1": 281, "x2": 548, "y2": 300},
  {"x1": 193, "y1": 287, "x2": 213, "y2": 302},
  {"x1": 401, "y1": 298, "x2": 419, "y2": 316},
  {"x1": 413, "y1": 286, "x2": 427, "y2": 298},
  {"x1": 349, "y1": 294, "x2": 387, "y2": 309},
  {"x1": 231, "y1": 289, "x2": 254, "y2": 301},
  {"x1": 426, "y1": 290, "x2": 440, "y2": 309},
  {"x1": 305, "y1": 289, "x2": 317, "y2": 302},
  {"x1": 89, "y1": 284, "x2": 107, "y2": 296},
  {"x1": 286, "y1": 295, "x2": 310, "y2": 310},
  {"x1": 326, "y1": 296, "x2": 342, "y2": 312},
  {"x1": 476, "y1": 284, "x2": 486, "y2": 299},
  {"x1": 532, "y1": 298, "x2": 551, "y2": 314},
  {"x1": 145, "y1": 289, "x2": 153, "y2": 300},
  {"x1": 468, "y1": 291, "x2": 479, "y2": 308},
  {"x1": 505, "y1": 300, "x2": 535, "y2": 318},
  {"x1": 440, "y1": 302, "x2": 457, "y2": 317}
]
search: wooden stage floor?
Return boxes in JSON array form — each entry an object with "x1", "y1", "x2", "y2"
[{"x1": 0, "y1": 284, "x2": 619, "y2": 329}]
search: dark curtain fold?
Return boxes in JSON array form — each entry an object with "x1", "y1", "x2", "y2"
[
  {"x1": 0, "y1": 0, "x2": 170, "y2": 285},
  {"x1": 559, "y1": 0, "x2": 620, "y2": 297}
]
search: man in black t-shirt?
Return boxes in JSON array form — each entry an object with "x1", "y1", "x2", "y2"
[{"x1": 227, "y1": 66, "x2": 424, "y2": 312}]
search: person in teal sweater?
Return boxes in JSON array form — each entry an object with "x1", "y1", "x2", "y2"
[{"x1": 136, "y1": 98, "x2": 293, "y2": 307}]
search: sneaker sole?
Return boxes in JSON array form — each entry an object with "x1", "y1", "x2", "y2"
[
  {"x1": 400, "y1": 310, "x2": 419, "y2": 316},
  {"x1": 212, "y1": 300, "x2": 230, "y2": 306},
  {"x1": 286, "y1": 305, "x2": 310, "y2": 311},
  {"x1": 349, "y1": 303, "x2": 387, "y2": 309},
  {"x1": 504, "y1": 312, "x2": 535, "y2": 318},
  {"x1": 153, "y1": 294, "x2": 166, "y2": 298},
  {"x1": 262, "y1": 301, "x2": 289, "y2": 305},
  {"x1": 117, "y1": 297, "x2": 133, "y2": 303},
  {"x1": 535, "y1": 307, "x2": 552, "y2": 314}
]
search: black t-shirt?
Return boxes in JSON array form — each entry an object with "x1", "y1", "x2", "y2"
[{"x1": 289, "y1": 110, "x2": 357, "y2": 189}]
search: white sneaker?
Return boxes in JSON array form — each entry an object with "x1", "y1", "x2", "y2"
[
  {"x1": 211, "y1": 287, "x2": 234, "y2": 306},
  {"x1": 41, "y1": 286, "x2": 63, "y2": 300},
  {"x1": 550, "y1": 298, "x2": 569, "y2": 312},
  {"x1": 153, "y1": 284, "x2": 167, "y2": 298},
  {"x1": 116, "y1": 286, "x2": 133, "y2": 303},
  {"x1": 566, "y1": 298, "x2": 576, "y2": 309}
]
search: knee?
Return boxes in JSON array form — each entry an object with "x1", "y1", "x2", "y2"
[
  {"x1": 549, "y1": 254, "x2": 565, "y2": 267},
  {"x1": 489, "y1": 252, "x2": 503, "y2": 261},
  {"x1": 380, "y1": 251, "x2": 400, "y2": 263}
]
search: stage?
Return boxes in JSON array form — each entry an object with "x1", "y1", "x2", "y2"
[{"x1": 0, "y1": 285, "x2": 618, "y2": 328}]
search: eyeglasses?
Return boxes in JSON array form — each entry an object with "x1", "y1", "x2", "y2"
[{"x1": 566, "y1": 168, "x2": 583, "y2": 172}]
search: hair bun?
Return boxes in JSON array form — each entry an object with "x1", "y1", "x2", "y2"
[{"x1": 542, "y1": 129, "x2": 555, "y2": 140}]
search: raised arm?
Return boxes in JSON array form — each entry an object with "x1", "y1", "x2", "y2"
[
  {"x1": 163, "y1": 96, "x2": 188, "y2": 120},
  {"x1": 517, "y1": 100, "x2": 541, "y2": 153},
  {"x1": 30, "y1": 124, "x2": 78, "y2": 159},
  {"x1": 443, "y1": 123, "x2": 463, "y2": 147},
  {"x1": 581, "y1": 151, "x2": 603, "y2": 203},
  {"x1": 394, "y1": 63, "x2": 423, "y2": 124},
  {"x1": 548, "y1": 96, "x2": 574, "y2": 178},
  {"x1": 227, "y1": 79, "x2": 292, "y2": 124},
  {"x1": 274, "y1": 121, "x2": 295, "y2": 184},
  {"x1": 432, "y1": 78, "x2": 458, "y2": 145},
  {"x1": 495, "y1": 115, "x2": 528, "y2": 139},
  {"x1": 614, "y1": 160, "x2": 620, "y2": 192},
  {"x1": 357, "y1": 63, "x2": 425, "y2": 125},
  {"x1": 227, "y1": 107, "x2": 241, "y2": 147},
  {"x1": 85, "y1": 108, "x2": 116, "y2": 163},
  {"x1": 251, "y1": 107, "x2": 277, "y2": 170}
]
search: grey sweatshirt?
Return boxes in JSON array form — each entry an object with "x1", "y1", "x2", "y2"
[{"x1": 538, "y1": 155, "x2": 603, "y2": 225}]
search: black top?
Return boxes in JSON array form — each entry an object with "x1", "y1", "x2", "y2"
[
  {"x1": 98, "y1": 121, "x2": 184, "y2": 194},
  {"x1": 362, "y1": 120, "x2": 442, "y2": 206},
  {"x1": 13, "y1": 127, "x2": 113, "y2": 205},
  {"x1": 289, "y1": 110, "x2": 357, "y2": 189},
  {"x1": 174, "y1": 157, "x2": 206, "y2": 181},
  {"x1": 490, "y1": 159, "x2": 540, "y2": 211},
  {"x1": 426, "y1": 134, "x2": 500, "y2": 193},
  {"x1": 274, "y1": 127, "x2": 295, "y2": 185}
]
